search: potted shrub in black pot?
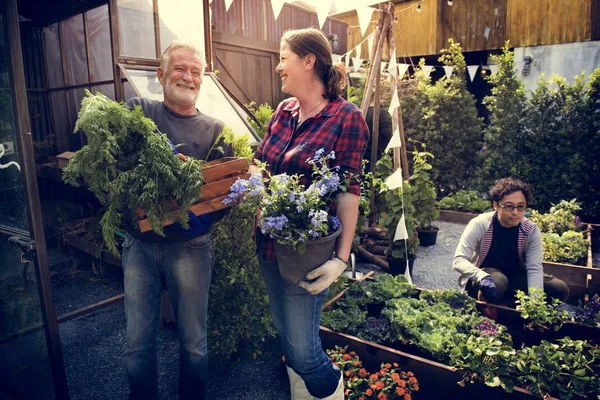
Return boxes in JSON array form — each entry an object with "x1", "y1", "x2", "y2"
[{"x1": 410, "y1": 143, "x2": 439, "y2": 247}]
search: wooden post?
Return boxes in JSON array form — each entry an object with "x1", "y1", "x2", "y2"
[{"x1": 385, "y1": 8, "x2": 410, "y2": 179}]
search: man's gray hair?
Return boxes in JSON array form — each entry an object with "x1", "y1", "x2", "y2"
[{"x1": 160, "y1": 41, "x2": 206, "y2": 74}]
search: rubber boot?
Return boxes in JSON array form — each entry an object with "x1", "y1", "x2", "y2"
[{"x1": 286, "y1": 367, "x2": 344, "y2": 400}]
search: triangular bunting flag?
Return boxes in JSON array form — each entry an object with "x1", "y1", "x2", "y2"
[
  {"x1": 383, "y1": 164, "x2": 403, "y2": 191},
  {"x1": 467, "y1": 65, "x2": 479, "y2": 82},
  {"x1": 345, "y1": 54, "x2": 350, "y2": 69},
  {"x1": 316, "y1": 0, "x2": 332, "y2": 29},
  {"x1": 224, "y1": 0, "x2": 234, "y2": 11},
  {"x1": 422, "y1": 65, "x2": 433, "y2": 79},
  {"x1": 352, "y1": 57, "x2": 363, "y2": 72},
  {"x1": 388, "y1": 90, "x2": 399, "y2": 115},
  {"x1": 397, "y1": 63, "x2": 409, "y2": 80},
  {"x1": 332, "y1": 54, "x2": 342, "y2": 65},
  {"x1": 356, "y1": 7, "x2": 374, "y2": 37},
  {"x1": 443, "y1": 65, "x2": 454, "y2": 80},
  {"x1": 394, "y1": 214, "x2": 409, "y2": 241},
  {"x1": 384, "y1": 128, "x2": 402, "y2": 153},
  {"x1": 270, "y1": 0, "x2": 286, "y2": 20},
  {"x1": 489, "y1": 64, "x2": 499, "y2": 75},
  {"x1": 404, "y1": 258, "x2": 413, "y2": 284},
  {"x1": 387, "y1": 52, "x2": 397, "y2": 78},
  {"x1": 367, "y1": 32, "x2": 375, "y2": 58},
  {"x1": 380, "y1": 62, "x2": 387, "y2": 73}
]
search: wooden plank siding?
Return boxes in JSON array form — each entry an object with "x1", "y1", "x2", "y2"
[
  {"x1": 210, "y1": 0, "x2": 348, "y2": 51},
  {"x1": 506, "y1": 0, "x2": 592, "y2": 46},
  {"x1": 337, "y1": 0, "x2": 596, "y2": 57},
  {"x1": 441, "y1": 0, "x2": 507, "y2": 52}
]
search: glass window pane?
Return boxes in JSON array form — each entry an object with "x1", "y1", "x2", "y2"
[
  {"x1": 92, "y1": 83, "x2": 115, "y2": 100},
  {"x1": 60, "y1": 14, "x2": 89, "y2": 86},
  {"x1": 0, "y1": 11, "x2": 55, "y2": 399},
  {"x1": 49, "y1": 91, "x2": 71, "y2": 152},
  {"x1": 118, "y1": 0, "x2": 156, "y2": 59},
  {"x1": 66, "y1": 88, "x2": 87, "y2": 147},
  {"x1": 43, "y1": 24, "x2": 63, "y2": 88},
  {"x1": 156, "y1": 0, "x2": 205, "y2": 56},
  {"x1": 87, "y1": 5, "x2": 113, "y2": 82}
]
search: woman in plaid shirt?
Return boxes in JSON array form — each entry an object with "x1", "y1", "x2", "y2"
[{"x1": 250, "y1": 28, "x2": 369, "y2": 399}]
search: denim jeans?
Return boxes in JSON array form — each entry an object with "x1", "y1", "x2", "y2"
[
  {"x1": 259, "y1": 258, "x2": 341, "y2": 398},
  {"x1": 122, "y1": 234, "x2": 214, "y2": 400}
]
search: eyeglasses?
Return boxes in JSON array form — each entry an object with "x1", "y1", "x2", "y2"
[{"x1": 498, "y1": 203, "x2": 527, "y2": 212}]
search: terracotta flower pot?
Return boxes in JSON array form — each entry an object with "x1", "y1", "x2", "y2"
[{"x1": 273, "y1": 227, "x2": 342, "y2": 284}]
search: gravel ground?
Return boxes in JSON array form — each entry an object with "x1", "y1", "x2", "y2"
[{"x1": 1, "y1": 220, "x2": 467, "y2": 400}]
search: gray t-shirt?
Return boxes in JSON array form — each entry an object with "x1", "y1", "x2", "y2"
[
  {"x1": 127, "y1": 97, "x2": 230, "y2": 161},
  {"x1": 124, "y1": 97, "x2": 233, "y2": 243}
]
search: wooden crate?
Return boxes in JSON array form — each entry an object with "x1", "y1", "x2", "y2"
[{"x1": 137, "y1": 157, "x2": 249, "y2": 233}]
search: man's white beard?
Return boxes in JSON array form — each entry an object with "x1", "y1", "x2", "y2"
[{"x1": 164, "y1": 80, "x2": 198, "y2": 106}]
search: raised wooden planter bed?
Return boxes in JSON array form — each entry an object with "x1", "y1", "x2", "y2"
[
  {"x1": 543, "y1": 260, "x2": 600, "y2": 299},
  {"x1": 319, "y1": 327, "x2": 552, "y2": 400},
  {"x1": 438, "y1": 209, "x2": 478, "y2": 225},
  {"x1": 136, "y1": 157, "x2": 249, "y2": 233}
]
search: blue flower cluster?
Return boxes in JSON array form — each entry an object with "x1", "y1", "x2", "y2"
[{"x1": 224, "y1": 149, "x2": 347, "y2": 250}]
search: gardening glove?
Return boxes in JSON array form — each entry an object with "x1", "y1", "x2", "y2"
[
  {"x1": 170, "y1": 211, "x2": 213, "y2": 238},
  {"x1": 298, "y1": 257, "x2": 347, "y2": 295},
  {"x1": 478, "y1": 276, "x2": 498, "y2": 303}
]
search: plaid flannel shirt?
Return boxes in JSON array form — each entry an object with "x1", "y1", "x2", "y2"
[{"x1": 253, "y1": 95, "x2": 369, "y2": 262}]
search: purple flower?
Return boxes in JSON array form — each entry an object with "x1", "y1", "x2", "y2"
[
  {"x1": 223, "y1": 177, "x2": 250, "y2": 204},
  {"x1": 330, "y1": 216, "x2": 341, "y2": 231},
  {"x1": 262, "y1": 215, "x2": 289, "y2": 233}
]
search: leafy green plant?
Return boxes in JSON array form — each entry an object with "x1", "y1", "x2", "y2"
[
  {"x1": 401, "y1": 39, "x2": 483, "y2": 195},
  {"x1": 208, "y1": 135, "x2": 275, "y2": 359},
  {"x1": 529, "y1": 199, "x2": 584, "y2": 235},
  {"x1": 541, "y1": 231, "x2": 588, "y2": 265},
  {"x1": 479, "y1": 41, "x2": 528, "y2": 191},
  {"x1": 62, "y1": 91, "x2": 204, "y2": 256},
  {"x1": 515, "y1": 288, "x2": 568, "y2": 332},
  {"x1": 245, "y1": 102, "x2": 274, "y2": 139},
  {"x1": 513, "y1": 338, "x2": 600, "y2": 400},
  {"x1": 374, "y1": 153, "x2": 418, "y2": 257},
  {"x1": 409, "y1": 141, "x2": 438, "y2": 230},
  {"x1": 438, "y1": 190, "x2": 491, "y2": 213}
]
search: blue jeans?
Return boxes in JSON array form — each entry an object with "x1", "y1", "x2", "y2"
[
  {"x1": 259, "y1": 259, "x2": 341, "y2": 398},
  {"x1": 122, "y1": 234, "x2": 214, "y2": 400}
]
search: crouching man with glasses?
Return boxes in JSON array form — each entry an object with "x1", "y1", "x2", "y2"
[{"x1": 453, "y1": 178, "x2": 569, "y2": 305}]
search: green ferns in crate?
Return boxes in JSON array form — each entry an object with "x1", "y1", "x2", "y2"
[{"x1": 63, "y1": 91, "x2": 204, "y2": 256}]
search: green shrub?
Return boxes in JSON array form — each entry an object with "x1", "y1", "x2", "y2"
[
  {"x1": 409, "y1": 142, "x2": 439, "y2": 229},
  {"x1": 438, "y1": 190, "x2": 491, "y2": 213},
  {"x1": 479, "y1": 42, "x2": 529, "y2": 191},
  {"x1": 541, "y1": 231, "x2": 588, "y2": 265},
  {"x1": 245, "y1": 102, "x2": 274, "y2": 140},
  {"x1": 402, "y1": 39, "x2": 483, "y2": 195},
  {"x1": 529, "y1": 199, "x2": 583, "y2": 235}
]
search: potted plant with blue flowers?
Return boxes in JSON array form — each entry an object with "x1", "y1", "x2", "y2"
[{"x1": 224, "y1": 149, "x2": 348, "y2": 284}]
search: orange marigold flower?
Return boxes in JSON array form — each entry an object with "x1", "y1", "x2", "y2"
[
  {"x1": 404, "y1": 394, "x2": 412, "y2": 400},
  {"x1": 353, "y1": 361, "x2": 360, "y2": 366},
  {"x1": 372, "y1": 381, "x2": 385, "y2": 391},
  {"x1": 398, "y1": 379, "x2": 407, "y2": 388},
  {"x1": 384, "y1": 363, "x2": 392, "y2": 369},
  {"x1": 413, "y1": 385, "x2": 419, "y2": 392},
  {"x1": 351, "y1": 376, "x2": 358, "y2": 382},
  {"x1": 358, "y1": 397, "x2": 365, "y2": 400},
  {"x1": 366, "y1": 389, "x2": 373, "y2": 396},
  {"x1": 393, "y1": 363, "x2": 399, "y2": 368},
  {"x1": 377, "y1": 393, "x2": 387, "y2": 400},
  {"x1": 407, "y1": 372, "x2": 414, "y2": 377},
  {"x1": 396, "y1": 387, "x2": 406, "y2": 396},
  {"x1": 359, "y1": 368, "x2": 369, "y2": 378},
  {"x1": 370, "y1": 374, "x2": 379, "y2": 381},
  {"x1": 391, "y1": 373, "x2": 400, "y2": 383},
  {"x1": 343, "y1": 354, "x2": 352, "y2": 361},
  {"x1": 345, "y1": 371, "x2": 351, "y2": 377},
  {"x1": 380, "y1": 369, "x2": 387, "y2": 376},
  {"x1": 408, "y1": 377, "x2": 418, "y2": 384},
  {"x1": 350, "y1": 351, "x2": 356, "y2": 356}
]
